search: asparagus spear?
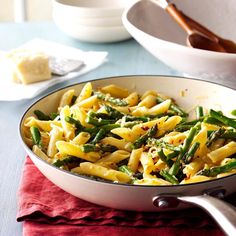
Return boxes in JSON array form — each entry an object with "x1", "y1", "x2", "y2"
[
  {"x1": 81, "y1": 144, "x2": 100, "y2": 153},
  {"x1": 50, "y1": 112, "x2": 59, "y2": 120},
  {"x1": 166, "y1": 151, "x2": 179, "y2": 160},
  {"x1": 34, "y1": 110, "x2": 51, "y2": 121},
  {"x1": 160, "y1": 170, "x2": 179, "y2": 184},
  {"x1": 183, "y1": 142, "x2": 200, "y2": 163},
  {"x1": 157, "y1": 149, "x2": 173, "y2": 167},
  {"x1": 156, "y1": 96, "x2": 188, "y2": 117},
  {"x1": 65, "y1": 116, "x2": 83, "y2": 130},
  {"x1": 70, "y1": 95, "x2": 77, "y2": 105},
  {"x1": 86, "y1": 113, "x2": 115, "y2": 126},
  {"x1": 94, "y1": 91, "x2": 128, "y2": 106},
  {"x1": 53, "y1": 156, "x2": 82, "y2": 169},
  {"x1": 148, "y1": 138, "x2": 182, "y2": 152},
  {"x1": 197, "y1": 159, "x2": 236, "y2": 177},
  {"x1": 118, "y1": 165, "x2": 138, "y2": 182},
  {"x1": 221, "y1": 129, "x2": 236, "y2": 139},
  {"x1": 169, "y1": 127, "x2": 198, "y2": 176},
  {"x1": 83, "y1": 124, "x2": 119, "y2": 136},
  {"x1": 209, "y1": 109, "x2": 236, "y2": 129},
  {"x1": 102, "y1": 124, "x2": 120, "y2": 132},
  {"x1": 30, "y1": 126, "x2": 42, "y2": 146},
  {"x1": 81, "y1": 144, "x2": 117, "y2": 153},
  {"x1": 206, "y1": 128, "x2": 225, "y2": 147},
  {"x1": 100, "y1": 144, "x2": 118, "y2": 153},
  {"x1": 195, "y1": 106, "x2": 204, "y2": 119},
  {"x1": 104, "y1": 105, "x2": 124, "y2": 119},
  {"x1": 133, "y1": 124, "x2": 157, "y2": 149},
  {"x1": 91, "y1": 129, "x2": 106, "y2": 144},
  {"x1": 124, "y1": 115, "x2": 150, "y2": 122},
  {"x1": 231, "y1": 110, "x2": 236, "y2": 116},
  {"x1": 175, "y1": 124, "x2": 195, "y2": 132},
  {"x1": 203, "y1": 116, "x2": 224, "y2": 126}
]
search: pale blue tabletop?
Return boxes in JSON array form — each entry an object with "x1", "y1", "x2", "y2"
[{"x1": 0, "y1": 21, "x2": 182, "y2": 236}]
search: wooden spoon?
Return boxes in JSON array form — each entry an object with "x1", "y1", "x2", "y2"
[
  {"x1": 179, "y1": 9, "x2": 236, "y2": 53},
  {"x1": 151, "y1": 0, "x2": 236, "y2": 53},
  {"x1": 164, "y1": 3, "x2": 227, "y2": 53}
]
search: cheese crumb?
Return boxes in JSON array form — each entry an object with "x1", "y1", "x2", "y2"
[{"x1": 5, "y1": 49, "x2": 51, "y2": 84}]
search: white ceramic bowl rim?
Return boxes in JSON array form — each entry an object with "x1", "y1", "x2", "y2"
[
  {"x1": 54, "y1": 0, "x2": 133, "y2": 10},
  {"x1": 19, "y1": 75, "x2": 236, "y2": 189},
  {"x1": 122, "y1": 1, "x2": 236, "y2": 58}
]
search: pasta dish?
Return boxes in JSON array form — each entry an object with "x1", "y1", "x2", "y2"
[{"x1": 23, "y1": 82, "x2": 236, "y2": 185}]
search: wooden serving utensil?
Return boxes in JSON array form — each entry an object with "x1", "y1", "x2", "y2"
[
  {"x1": 179, "y1": 9, "x2": 236, "y2": 53},
  {"x1": 151, "y1": 0, "x2": 236, "y2": 53}
]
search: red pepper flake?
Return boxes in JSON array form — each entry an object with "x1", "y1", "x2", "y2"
[{"x1": 141, "y1": 126, "x2": 149, "y2": 131}]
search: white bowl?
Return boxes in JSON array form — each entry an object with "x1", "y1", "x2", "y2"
[
  {"x1": 54, "y1": 13, "x2": 123, "y2": 27},
  {"x1": 53, "y1": 0, "x2": 136, "y2": 18},
  {"x1": 52, "y1": 0, "x2": 135, "y2": 42},
  {"x1": 122, "y1": 0, "x2": 236, "y2": 86},
  {"x1": 53, "y1": 20, "x2": 131, "y2": 43}
]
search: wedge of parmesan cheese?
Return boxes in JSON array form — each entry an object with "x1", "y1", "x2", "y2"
[{"x1": 6, "y1": 49, "x2": 51, "y2": 84}]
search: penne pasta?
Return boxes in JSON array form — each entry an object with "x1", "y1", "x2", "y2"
[
  {"x1": 59, "y1": 89, "x2": 75, "y2": 109},
  {"x1": 56, "y1": 141, "x2": 100, "y2": 162},
  {"x1": 60, "y1": 106, "x2": 75, "y2": 140},
  {"x1": 72, "y1": 162, "x2": 131, "y2": 183},
  {"x1": 47, "y1": 125, "x2": 64, "y2": 157},
  {"x1": 75, "y1": 82, "x2": 92, "y2": 103},
  {"x1": 24, "y1": 82, "x2": 236, "y2": 186}
]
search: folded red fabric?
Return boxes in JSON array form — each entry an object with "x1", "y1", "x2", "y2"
[{"x1": 17, "y1": 156, "x2": 235, "y2": 236}]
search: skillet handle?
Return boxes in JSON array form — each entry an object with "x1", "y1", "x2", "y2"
[{"x1": 178, "y1": 195, "x2": 236, "y2": 236}]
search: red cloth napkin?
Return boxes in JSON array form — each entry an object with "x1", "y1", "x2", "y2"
[{"x1": 17, "y1": 156, "x2": 235, "y2": 236}]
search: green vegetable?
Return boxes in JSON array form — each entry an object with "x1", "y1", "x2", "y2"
[
  {"x1": 183, "y1": 142, "x2": 200, "y2": 163},
  {"x1": 118, "y1": 165, "x2": 137, "y2": 182},
  {"x1": 34, "y1": 110, "x2": 51, "y2": 121},
  {"x1": 209, "y1": 109, "x2": 236, "y2": 129},
  {"x1": 86, "y1": 113, "x2": 115, "y2": 126},
  {"x1": 148, "y1": 138, "x2": 182, "y2": 152},
  {"x1": 156, "y1": 96, "x2": 188, "y2": 117},
  {"x1": 83, "y1": 124, "x2": 119, "y2": 136},
  {"x1": 104, "y1": 105, "x2": 123, "y2": 119},
  {"x1": 166, "y1": 151, "x2": 179, "y2": 160},
  {"x1": 30, "y1": 126, "x2": 42, "y2": 146},
  {"x1": 95, "y1": 91, "x2": 128, "y2": 106},
  {"x1": 123, "y1": 121, "x2": 142, "y2": 128},
  {"x1": 175, "y1": 124, "x2": 195, "y2": 132},
  {"x1": 195, "y1": 106, "x2": 204, "y2": 119},
  {"x1": 124, "y1": 115, "x2": 150, "y2": 122},
  {"x1": 203, "y1": 116, "x2": 224, "y2": 126},
  {"x1": 197, "y1": 159, "x2": 236, "y2": 177},
  {"x1": 81, "y1": 144, "x2": 100, "y2": 153},
  {"x1": 81, "y1": 144, "x2": 117, "y2": 153},
  {"x1": 52, "y1": 156, "x2": 82, "y2": 169},
  {"x1": 65, "y1": 116, "x2": 83, "y2": 130},
  {"x1": 169, "y1": 127, "x2": 198, "y2": 176},
  {"x1": 160, "y1": 170, "x2": 179, "y2": 184},
  {"x1": 133, "y1": 124, "x2": 157, "y2": 149},
  {"x1": 206, "y1": 128, "x2": 225, "y2": 147},
  {"x1": 70, "y1": 95, "x2": 77, "y2": 105},
  {"x1": 231, "y1": 110, "x2": 236, "y2": 116},
  {"x1": 91, "y1": 128, "x2": 106, "y2": 144},
  {"x1": 50, "y1": 112, "x2": 59, "y2": 120},
  {"x1": 100, "y1": 144, "x2": 117, "y2": 153},
  {"x1": 157, "y1": 149, "x2": 173, "y2": 167},
  {"x1": 221, "y1": 129, "x2": 236, "y2": 139}
]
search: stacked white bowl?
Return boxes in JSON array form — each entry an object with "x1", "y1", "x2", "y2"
[{"x1": 52, "y1": 0, "x2": 136, "y2": 43}]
